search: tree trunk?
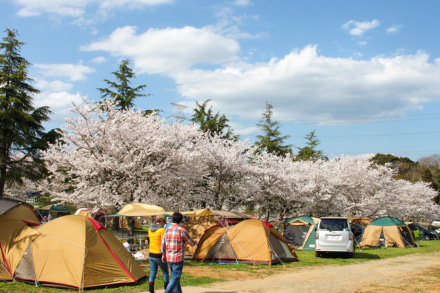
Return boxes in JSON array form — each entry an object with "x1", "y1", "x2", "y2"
[
  {"x1": 0, "y1": 165, "x2": 6, "y2": 197},
  {"x1": 127, "y1": 216, "x2": 135, "y2": 236},
  {"x1": 265, "y1": 207, "x2": 270, "y2": 223},
  {"x1": 112, "y1": 204, "x2": 121, "y2": 230}
]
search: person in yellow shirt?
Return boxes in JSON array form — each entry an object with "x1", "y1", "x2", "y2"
[{"x1": 148, "y1": 216, "x2": 169, "y2": 293}]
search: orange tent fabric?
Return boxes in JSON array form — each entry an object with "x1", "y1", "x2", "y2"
[
  {"x1": 0, "y1": 198, "x2": 41, "y2": 226},
  {"x1": 14, "y1": 215, "x2": 146, "y2": 289},
  {"x1": 0, "y1": 219, "x2": 40, "y2": 281},
  {"x1": 193, "y1": 219, "x2": 298, "y2": 265}
]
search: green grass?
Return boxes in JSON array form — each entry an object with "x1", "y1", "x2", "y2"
[{"x1": 1, "y1": 240, "x2": 439, "y2": 292}]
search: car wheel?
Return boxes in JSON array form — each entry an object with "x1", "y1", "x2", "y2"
[
  {"x1": 347, "y1": 252, "x2": 354, "y2": 258},
  {"x1": 315, "y1": 251, "x2": 321, "y2": 257}
]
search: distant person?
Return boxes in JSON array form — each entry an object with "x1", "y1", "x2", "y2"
[
  {"x1": 161, "y1": 212, "x2": 196, "y2": 293},
  {"x1": 123, "y1": 238, "x2": 133, "y2": 252},
  {"x1": 148, "y1": 216, "x2": 169, "y2": 292}
]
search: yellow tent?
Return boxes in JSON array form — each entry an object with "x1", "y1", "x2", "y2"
[
  {"x1": 0, "y1": 198, "x2": 41, "y2": 226},
  {"x1": 0, "y1": 219, "x2": 40, "y2": 281},
  {"x1": 14, "y1": 215, "x2": 146, "y2": 289}
]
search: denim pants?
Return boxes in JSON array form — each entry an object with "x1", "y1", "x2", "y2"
[
  {"x1": 164, "y1": 260, "x2": 184, "y2": 293},
  {"x1": 149, "y1": 256, "x2": 169, "y2": 283}
]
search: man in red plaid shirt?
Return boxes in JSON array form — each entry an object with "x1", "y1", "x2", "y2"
[{"x1": 161, "y1": 212, "x2": 196, "y2": 293}]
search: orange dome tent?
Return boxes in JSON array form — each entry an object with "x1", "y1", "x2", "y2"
[{"x1": 14, "y1": 215, "x2": 146, "y2": 290}]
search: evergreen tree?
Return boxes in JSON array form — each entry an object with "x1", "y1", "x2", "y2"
[
  {"x1": 295, "y1": 130, "x2": 327, "y2": 161},
  {"x1": 254, "y1": 101, "x2": 292, "y2": 157},
  {"x1": 191, "y1": 99, "x2": 238, "y2": 140},
  {"x1": 97, "y1": 59, "x2": 148, "y2": 110},
  {"x1": 0, "y1": 29, "x2": 52, "y2": 197}
]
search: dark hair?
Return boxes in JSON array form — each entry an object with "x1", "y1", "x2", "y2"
[{"x1": 172, "y1": 212, "x2": 183, "y2": 224}]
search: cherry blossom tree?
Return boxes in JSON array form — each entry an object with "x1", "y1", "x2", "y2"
[
  {"x1": 43, "y1": 99, "x2": 202, "y2": 212},
  {"x1": 42, "y1": 98, "x2": 440, "y2": 224}
]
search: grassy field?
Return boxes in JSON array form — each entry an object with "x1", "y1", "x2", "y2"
[{"x1": 1, "y1": 240, "x2": 439, "y2": 293}]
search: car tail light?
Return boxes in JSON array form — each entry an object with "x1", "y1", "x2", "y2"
[
  {"x1": 349, "y1": 232, "x2": 353, "y2": 240},
  {"x1": 315, "y1": 231, "x2": 319, "y2": 239}
]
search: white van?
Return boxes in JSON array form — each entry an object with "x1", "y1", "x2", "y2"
[{"x1": 315, "y1": 217, "x2": 355, "y2": 258}]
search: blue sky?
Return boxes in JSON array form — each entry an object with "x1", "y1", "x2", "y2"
[{"x1": 2, "y1": 0, "x2": 440, "y2": 161}]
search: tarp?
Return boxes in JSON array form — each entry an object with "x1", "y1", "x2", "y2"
[
  {"x1": 347, "y1": 217, "x2": 371, "y2": 226},
  {"x1": 360, "y1": 217, "x2": 415, "y2": 248},
  {"x1": 0, "y1": 198, "x2": 41, "y2": 226},
  {"x1": 117, "y1": 203, "x2": 166, "y2": 217},
  {"x1": 193, "y1": 219, "x2": 298, "y2": 265},
  {"x1": 14, "y1": 215, "x2": 146, "y2": 289}
]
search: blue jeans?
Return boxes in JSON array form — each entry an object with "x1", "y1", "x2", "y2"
[
  {"x1": 165, "y1": 260, "x2": 184, "y2": 293},
  {"x1": 149, "y1": 256, "x2": 169, "y2": 283}
]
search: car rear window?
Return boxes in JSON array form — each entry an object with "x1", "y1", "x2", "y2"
[{"x1": 319, "y1": 219, "x2": 348, "y2": 231}]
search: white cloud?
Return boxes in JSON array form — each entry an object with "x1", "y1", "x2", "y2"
[
  {"x1": 172, "y1": 46, "x2": 440, "y2": 124},
  {"x1": 98, "y1": 0, "x2": 174, "y2": 11},
  {"x1": 90, "y1": 56, "x2": 106, "y2": 64},
  {"x1": 342, "y1": 19, "x2": 380, "y2": 36},
  {"x1": 34, "y1": 91, "x2": 84, "y2": 125},
  {"x1": 386, "y1": 24, "x2": 403, "y2": 34},
  {"x1": 14, "y1": 0, "x2": 173, "y2": 19},
  {"x1": 81, "y1": 25, "x2": 240, "y2": 75},
  {"x1": 80, "y1": 26, "x2": 440, "y2": 126},
  {"x1": 234, "y1": 0, "x2": 251, "y2": 6},
  {"x1": 35, "y1": 63, "x2": 94, "y2": 81},
  {"x1": 34, "y1": 79, "x2": 74, "y2": 92},
  {"x1": 15, "y1": 0, "x2": 89, "y2": 17}
]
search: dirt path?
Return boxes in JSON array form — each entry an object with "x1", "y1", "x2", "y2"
[{"x1": 187, "y1": 252, "x2": 440, "y2": 293}]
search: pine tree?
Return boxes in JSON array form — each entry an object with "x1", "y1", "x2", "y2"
[
  {"x1": 191, "y1": 99, "x2": 238, "y2": 140},
  {"x1": 0, "y1": 29, "x2": 52, "y2": 197},
  {"x1": 295, "y1": 130, "x2": 327, "y2": 161},
  {"x1": 97, "y1": 59, "x2": 148, "y2": 110},
  {"x1": 254, "y1": 101, "x2": 292, "y2": 157}
]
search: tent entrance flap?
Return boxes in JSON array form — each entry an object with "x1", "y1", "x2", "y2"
[{"x1": 205, "y1": 233, "x2": 239, "y2": 264}]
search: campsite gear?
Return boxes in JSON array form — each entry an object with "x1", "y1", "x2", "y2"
[
  {"x1": 193, "y1": 219, "x2": 298, "y2": 265},
  {"x1": 315, "y1": 217, "x2": 356, "y2": 258},
  {"x1": 407, "y1": 222, "x2": 439, "y2": 240},
  {"x1": 360, "y1": 217, "x2": 415, "y2": 248},
  {"x1": 429, "y1": 221, "x2": 440, "y2": 235},
  {"x1": 0, "y1": 197, "x2": 41, "y2": 226},
  {"x1": 279, "y1": 216, "x2": 319, "y2": 250},
  {"x1": 0, "y1": 219, "x2": 40, "y2": 281},
  {"x1": 14, "y1": 215, "x2": 146, "y2": 290}
]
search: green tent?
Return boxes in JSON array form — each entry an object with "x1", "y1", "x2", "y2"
[
  {"x1": 280, "y1": 216, "x2": 319, "y2": 251},
  {"x1": 36, "y1": 205, "x2": 71, "y2": 220},
  {"x1": 360, "y1": 217, "x2": 415, "y2": 248}
]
